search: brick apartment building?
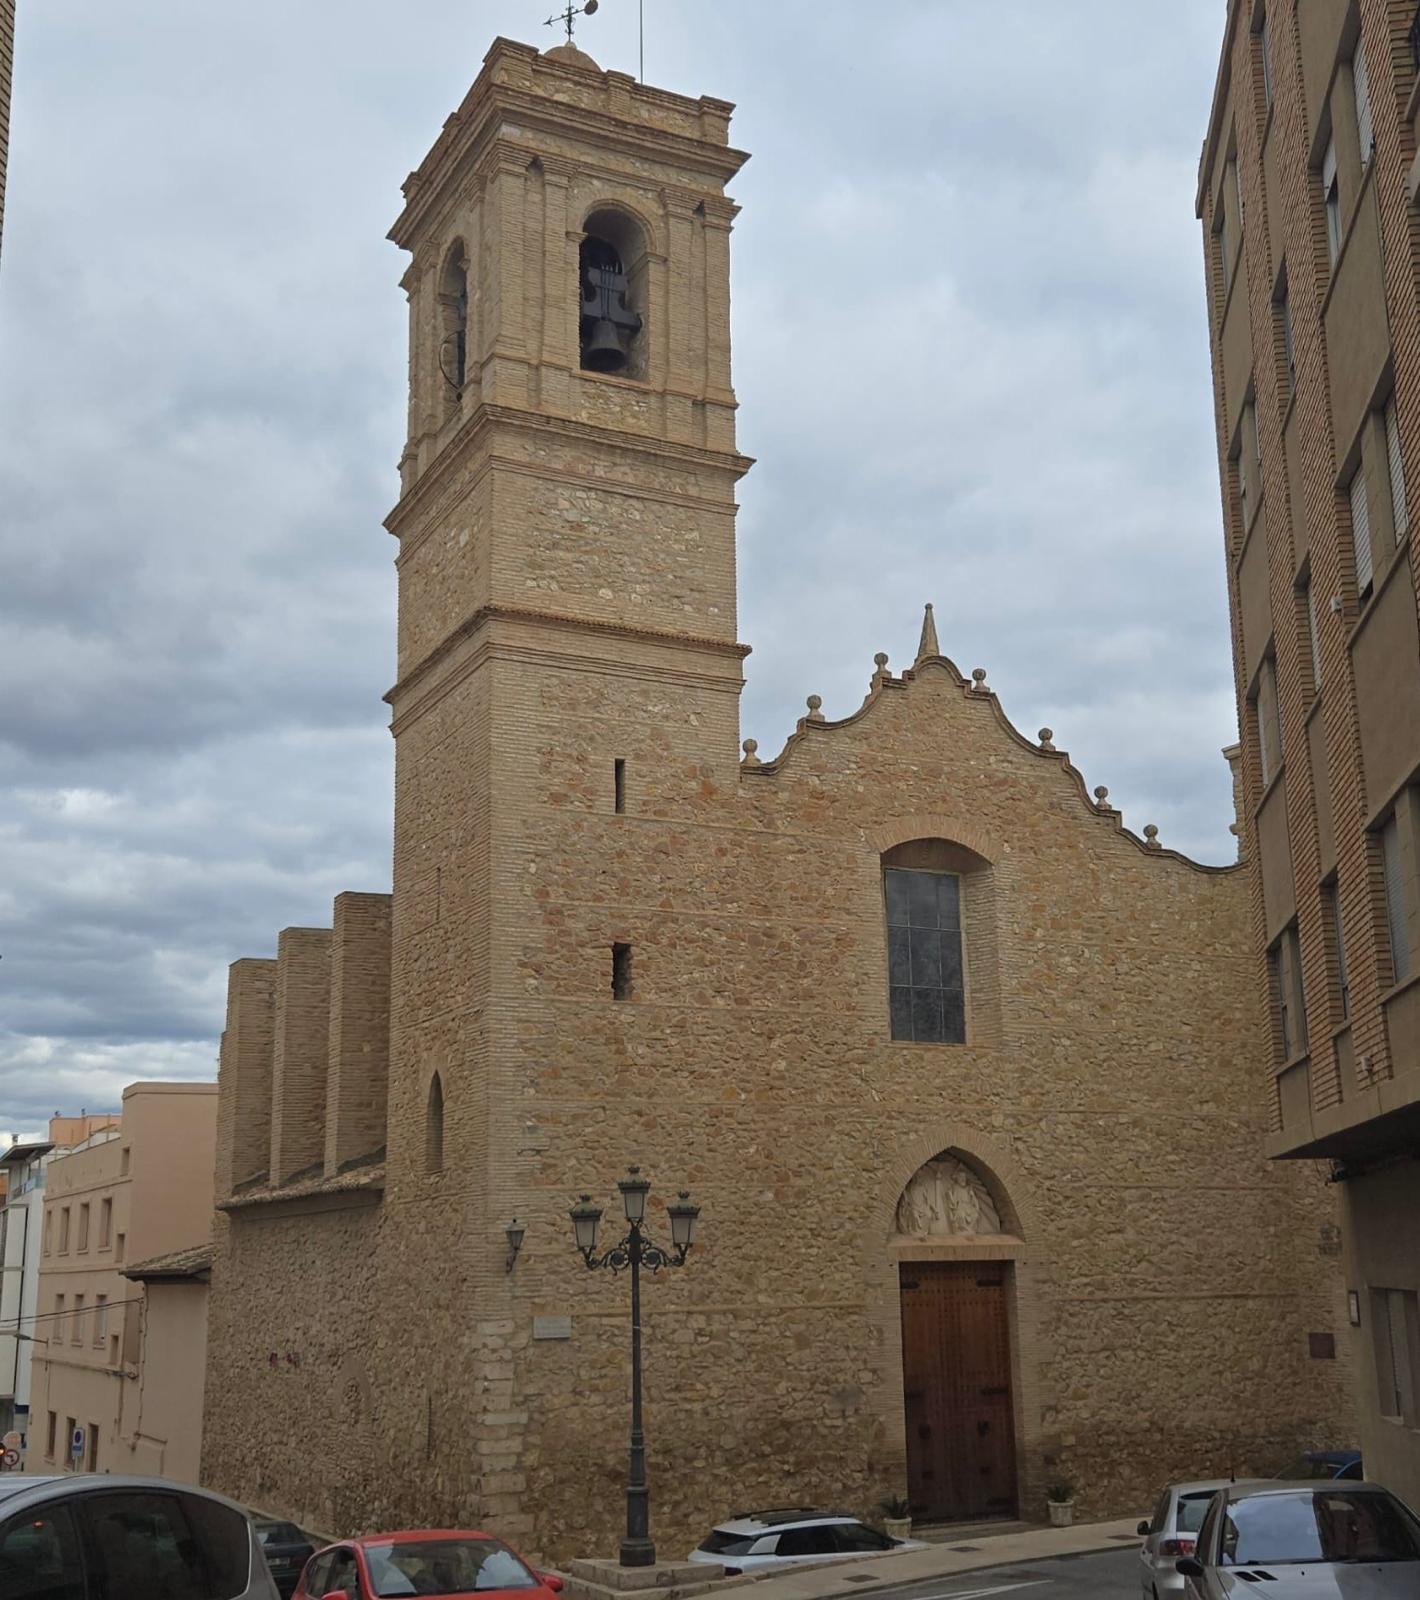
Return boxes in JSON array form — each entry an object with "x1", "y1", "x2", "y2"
[
  {"x1": 29, "y1": 1082, "x2": 216, "y2": 1481},
  {"x1": 199, "y1": 34, "x2": 1350, "y2": 1556},
  {"x1": 1199, "y1": 0, "x2": 1420, "y2": 1508}
]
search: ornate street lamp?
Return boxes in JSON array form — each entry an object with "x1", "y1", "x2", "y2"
[{"x1": 571, "y1": 1167, "x2": 700, "y2": 1568}]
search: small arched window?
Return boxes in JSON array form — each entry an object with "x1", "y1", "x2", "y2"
[
  {"x1": 425, "y1": 1072, "x2": 444, "y2": 1175},
  {"x1": 437, "y1": 243, "x2": 469, "y2": 406},
  {"x1": 883, "y1": 840, "x2": 987, "y2": 1045},
  {"x1": 579, "y1": 208, "x2": 646, "y2": 377}
]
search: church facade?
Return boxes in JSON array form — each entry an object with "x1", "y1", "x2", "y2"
[{"x1": 201, "y1": 37, "x2": 1351, "y2": 1559}]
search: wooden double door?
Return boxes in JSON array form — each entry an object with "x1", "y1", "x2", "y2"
[{"x1": 899, "y1": 1261, "x2": 1018, "y2": 1524}]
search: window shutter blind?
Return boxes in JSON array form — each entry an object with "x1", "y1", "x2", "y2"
[
  {"x1": 1234, "y1": 160, "x2": 1245, "y2": 227},
  {"x1": 1260, "y1": 15, "x2": 1274, "y2": 105},
  {"x1": 1307, "y1": 579, "x2": 1322, "y2": 690},
  {"x1": 1383, "y1": 815, "x2": 1410, "y2": 982},
  {"x1": 1355, "y1": 44, "x2": 1373, "y2": 164},
  {"x1": 1352, "y1": 468, "x2": 1374, "y2": 593},
  {"x1": 1386, "y1": 399, "x2": 1408, "y2": 542},
  {"x1": 1322, "y1": 138, "x2": 1337, "y2": 190},
  {"x1": 1331, "y1": 882, "x2": 1349, "y2": 1016}
]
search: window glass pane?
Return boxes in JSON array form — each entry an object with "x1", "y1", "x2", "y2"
[
  {"x1": 941, "y1": 988, "x2": 965, "y2": 1045},
  {"x1": 1386, "y1": 399, "x2": 1408, "y2": 542},
  {"x1": 884, "y1": 870, "x2": 912, "y2": 928},
  {"x1": 1352, "y1": 469, "x2": 1374, "y2": 594},
  {"x1": 911, "y1": 987, "x2": 944, "y2": 1043},
  {"x1": 180, "y1": 1494, "x2": 250, "y2": 1600},
  {"x1": 887, "y1": 927, "x2": 912, "y2": 987},
  {"x1": 936, "y1": 874, "x2": 960, "y2": 930},
  {"x1": 0, "y1": 1502, "x2": 86, "y2": 1600},
  {"x1": 906, "y1": 872, "x2": 938, "y2": 929},
  {"x1": 909, "y1": 929, "x2": 942, "y2": 988},
  {"x1": 1383, "y1": 817, "x2": 1410, "y2": 983}
]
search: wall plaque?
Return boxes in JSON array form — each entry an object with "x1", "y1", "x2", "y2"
[{"x1": 533, "y1": 1315, "x2": 573, "y2": 1341}]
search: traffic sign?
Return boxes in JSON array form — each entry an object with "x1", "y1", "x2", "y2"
[
  {"x1": 1, "y1": 1449, "x2": 18, "y2": 1470},
  {"x1": 70, "y1": 1427, "x2": 84, "y2": 1461}
]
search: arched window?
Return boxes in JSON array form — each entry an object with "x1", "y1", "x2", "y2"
[
  {"x1": 437, "y1": 243, "x2": 469, "y2": 406},
  {"x1": 579, "y1": 208, "x2": 645, "y2": 377},
  {"x1": 425, "y1": 1072, "x2": 444, "y2": 1175},
  {"x1": 883, "y1": 840, "x2": 988, "y2": 1045}
]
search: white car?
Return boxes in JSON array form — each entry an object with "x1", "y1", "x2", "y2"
[{"x1": 689, "y1": 1507, "x2": 926, "y2": 1572}]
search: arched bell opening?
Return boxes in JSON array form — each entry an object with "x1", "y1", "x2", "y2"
[
  {"x1": 579, "y1": 207, "x2": 647, "y2": 378},
  {"x1": 437, "y1": 241, "x2": 469, "y2": 413}
]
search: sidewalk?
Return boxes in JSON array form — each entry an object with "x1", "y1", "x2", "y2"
[{"x1": 729, "y1": 1517, "x2": 1143, "y2": 1600}]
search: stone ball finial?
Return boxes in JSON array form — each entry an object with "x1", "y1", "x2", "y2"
[
  {"x1": 1143, "y1": 823, "x2": 1160, "y2": 849},
  {"x1": 1038, "y1": 727, "x2": 1055, "y2": 751},
  {"x1": 874, "y1": 652, "x2": 889, "y2": 671},
  {"x1": 971, "y1": 668, "x2": 987, "y2": 689},
  {"x1": 741, "y1": 738, "x2": 760, "y2": 767},
  {"x1": 1094, "y1": 785, "x2": 1112, "y2": 810},
  {"x1": 806, "y1": 694, "x2": 825, "y2": 723}
]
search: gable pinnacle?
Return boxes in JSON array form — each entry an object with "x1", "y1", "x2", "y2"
[{"x1": 916, "y1": 602, "x2": 940, "y2": 664}]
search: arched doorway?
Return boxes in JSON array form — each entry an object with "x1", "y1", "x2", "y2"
[{"x1": 893, "y1": 1150, "x2": 1021, "y2": 1524}]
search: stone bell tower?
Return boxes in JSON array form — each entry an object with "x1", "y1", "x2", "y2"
[{"x1": 380, "y1": 34, "x2": 751, "y2": 1531}]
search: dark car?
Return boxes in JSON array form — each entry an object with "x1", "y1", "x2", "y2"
[
  {"x1": 257, "y1": 1519, "x2": 316, "y2": 1598},
  {"x1": 1272, "y1": 1448, "x2": 1363, "y2": 1482},
  {"x1": 1177, "y1": 1480, "x2": 1420, "y2": 1597}
]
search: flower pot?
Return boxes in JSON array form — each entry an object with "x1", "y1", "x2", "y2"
[
  {"x1": 1047, "y1": 1499, "x2": 1074, "y2": 1528},
  {"x1": 883, "y1": 1516, "x2": 912, "y2": 1540}
]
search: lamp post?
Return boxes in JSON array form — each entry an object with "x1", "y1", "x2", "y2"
[{"x1": 570, "y1": 1167, "x2": 700, "y2": 1568}]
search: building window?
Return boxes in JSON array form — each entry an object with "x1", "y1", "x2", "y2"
[
  {"x1": 1385, "y1": 397, "x2": 1408, "y2": 544},
  {"x1": 1236, "y1": 399, "x2": 1261, "y2": 533},
  {"x1": 94, "y1": 1295, "x2": 107, "y2": 1346},
  {"x1": 77, "y1": 1203, "x2": 89, "y2": 1253},
  {"x1": 885, "y1": 867, "x2": 965, "y2": 1044},
  {"x1": 1352, "y1": 43, "x2": 1373, "y2": 167},
  {"x1": 58, "y1": 1207, "x2": 70, "y2": 1254},
  {"x1": 437, "y1": 239, "x2": 469, "y2": 405},
  {"x1": 1276, "y1": 279, "x2": 1295, "y2": 395},
  {"x1": 1270, "y1": 924, "x2": 1307, "y2": 1060},
  {"x1": 1218, "y1": 173, "x2": 1235, "y2": 298},
  {"x1": 1382, "y1": 812, "x2": 1411, "y2": 984},
  {"x1": 580, "y1": 209, "x2": 646, "y2": 377},
  {"x1": 86, "y1": 1423, "x2": 98, "y2": 1474},
  {"x1": 614, "y1": 758, "x2": 626, "y2": 815},
  {"x1": 425, "y1": 1073, "x2": 444, "y2": 1176},
  {"x1": 1350, "y1": 464, "x2": 1374, "y2": 597},
  {"x1": 1326, "y1": 881, "x2": 1350, "y2": 1020},
  {"x1": 99, "y1": 1197, "x2": 112, "y2": 1250},
  {"x1": 108, "y1": 1333, "x2": 120, "y2": 1367},
  {"x1": 72, "y1": 1295, "x2": 84, "y2": 1345},
  {"x1": 1302, "y1": 572, "x2": 1322, "y2": 693},
  {"x1": 63, "y1": 1417, "x2": 75, "y2": 1472},
  {"x1": 119, "y1": 1147, "x2": 129, "y2": 1177},
  {"x1": 54, "y1": 1293, "x2": 65, "y2": 1339},
  {"x1": 1373, "y1": 1287, "x2": 1419, "y2": 1422},
  {"x1": 1258, "y1": 11, "x2": 1274, "y2": 108},
  {"x1": 611, "y1": 942, "x2": 633, "y2": 1001},
  {"x1": 43, "y1": 1210, "x2": 52, "y2": 1257},
  {"x1": 114, "y1": 1232, "x2": 125, "y2": 1265},
  {"x1": 1323, "y1": 136, "x2": 1341, "y2": 265},
  {"x1": 45, "y1": 1411, "x2": 56, "y2": 1460},
  {"x1": 1254, "y1": 654, "x2": 1283, "y2": 785}
]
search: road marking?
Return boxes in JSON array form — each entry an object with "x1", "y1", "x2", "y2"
[{"x1": 911, "y1": 1582, "x2": 1049, "y2": 1600}]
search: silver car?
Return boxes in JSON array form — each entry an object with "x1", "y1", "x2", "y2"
[
  {"x1": 688, "y1": 1507, "x2": 926, "y2": 1571},
  {"x1": 0, "y1": 1472, "x2": 280, "y2": 1599},
  {"x1": 1176, "y1": 1479, "x2": 1420, "y2": 1597},
  {"x1": 1138, "y1": 1479, "x2": 1243, "y2": 1598}
]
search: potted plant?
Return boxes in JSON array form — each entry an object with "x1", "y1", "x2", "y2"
[
  {"x1": 1046, "y1": 1480, "x2": 1076, "y2": 1527},
  {"x1": 878, "y1": 1493, "x2": 912, "y2": 1540}
]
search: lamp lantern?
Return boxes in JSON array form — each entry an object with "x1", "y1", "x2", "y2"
[
  {"x1": 570, "y1": 1195, "x2": 603, "y2": 1255},
  {"x1": 667, "y1": 1192, "x2": 700, "y2": 1253},
  {"x1": 617, "y1": 1166, "x2": 651, "y2": 1225}
]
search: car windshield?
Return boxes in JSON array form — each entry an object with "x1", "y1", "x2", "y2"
[
  {"x1": 258, "y1": 1523, "x2": 304, "y2": 1545},
  {"x1": 696, "y1": 1531, "x2": 758, "y2": 1556},
  {"x1": 1177, "y1": 1494, "x2": 1216, "y2": 1534},
  {"x1": 363, "y1": 1538, "x2": 540, "y2": 1597},
  {"x1": 1275, "y1": 1454, "x2": 1340, "y2": 1480},
  {"x1": 1221, "y1": 1491, "x2": 1420, "y2": 1566}
]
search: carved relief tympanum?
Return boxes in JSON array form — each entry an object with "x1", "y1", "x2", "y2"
[{"x1": 895, "y1": 1152, "x2": 1003, "y2": 1237}]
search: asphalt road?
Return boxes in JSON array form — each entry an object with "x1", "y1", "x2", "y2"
[{"x1": 860, "y1": 1547, "x2": 1141, "y2": 1600}]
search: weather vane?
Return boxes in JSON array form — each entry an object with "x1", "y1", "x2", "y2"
[{"x1": 545, "y1": 0, "x2": 598, "y2": 45}]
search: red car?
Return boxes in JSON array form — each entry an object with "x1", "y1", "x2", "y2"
[{"x1": 292, "y1": 1529, "x2": 566, "y2": 1600}]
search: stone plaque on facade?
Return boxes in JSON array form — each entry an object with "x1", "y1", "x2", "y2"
[{"x1": 533, "y1": 1315, "x2": 573, "y2": 1341}]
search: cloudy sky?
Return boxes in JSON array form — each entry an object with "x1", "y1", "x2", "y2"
[{"x1": 0, "y1": 1, "x2": 1234, "y2": 1136}]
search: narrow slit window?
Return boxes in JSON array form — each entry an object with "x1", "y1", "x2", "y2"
[
  {"x1": 425, "y1": 1073, "x2": 444, "y2": 1175},
  {"x1": 1353, "y1": 43, "x2": 1373, "y2": 167},
  {"x1": 614, "y1": 758, "x2": 626, "y2": 815},
  {"x1": 1382, "y1": 814, "x2": 1411, "y2": 984},
  {"x1": 1351, "y1": 466, "x2": 1374, "y2": 597},
  {"x1": 1385, "y1": 398, "x2": 1408, "y2": 543},
  {"x1": 612, "y1": 942, "x2": 632, "y2": 1001},
  {"x1": 1259, "y1": 12, "x2": 1274, "y2": 107},
  {"x1": 1323, "y1": 138, "x2": 1341, "y2": 266}
]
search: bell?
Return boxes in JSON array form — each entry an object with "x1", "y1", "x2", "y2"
[{"x1": 583, "y1": 317, "x2": 627, "y2": 372}]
